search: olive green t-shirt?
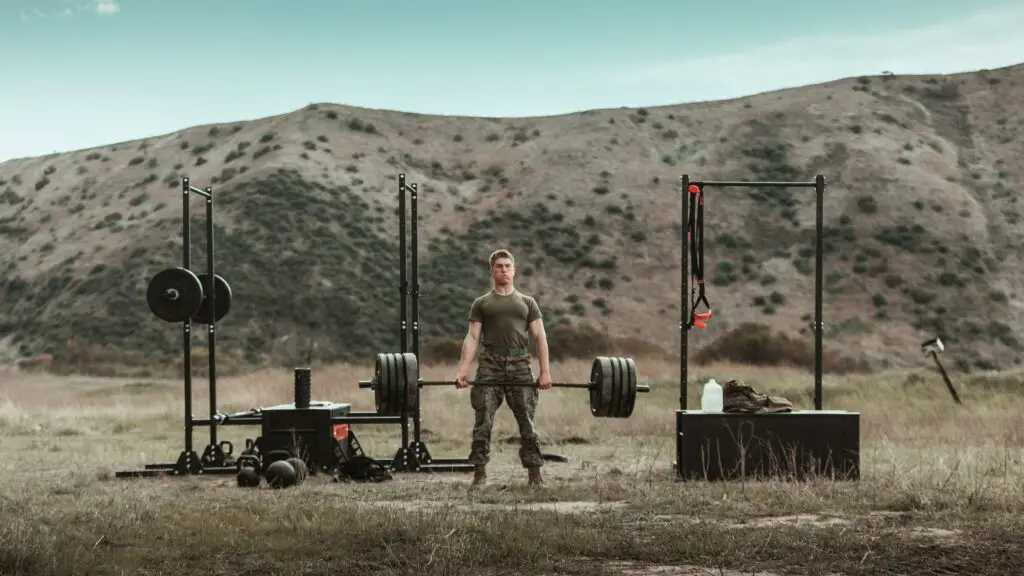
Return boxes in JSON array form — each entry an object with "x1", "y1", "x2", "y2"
[{"x1": 468, "y1": 289, "x2": 543, "y2": 350}]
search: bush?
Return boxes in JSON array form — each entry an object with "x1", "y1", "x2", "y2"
[
  {"x1": 693, "y1": 323, "x2": 871, "y2": 374},
  {"x1": 419, "y1": 324, "x2": 668, "y2": 364},
  {"x1": 856, "y1": 196, "x2": 878, "y2": 213}
]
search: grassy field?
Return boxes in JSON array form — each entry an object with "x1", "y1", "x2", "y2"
[{"x1": 1, "y1": 357, "x2": 1023, "y2": 575}]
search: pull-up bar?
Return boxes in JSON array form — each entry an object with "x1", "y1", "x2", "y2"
[
  {"x1": 687, "y1": 180, "x2": 819, "y2": 188},
  {"x1": 679, "y1": 174, "x2": 826, "y2": 411}
]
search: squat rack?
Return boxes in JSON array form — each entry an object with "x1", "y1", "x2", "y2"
[
  {"x1": 679, "y1": 174, "x2": 826, "y2": 411},
  {"x1": 392, "y1": 173, "x2": 567, "y2": 470}
]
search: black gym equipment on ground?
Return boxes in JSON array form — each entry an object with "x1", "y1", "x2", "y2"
[
  {"x1": 116, "y1": 177, "x2": 429, "y2": 480},
  {"x1": 359, "y1": 175, "x2": 648, "y2": 471},
  {"x1": 116, "y1": 169, "x2": 651, "y2": 480},
  {"x1": 116, "y1": 173, "x2": 600, "y2": 481},
  {"x1": 380, "y1": 174, "x2": 477, "y2": 473},
  {"x1": 674, "y1": 174, "x2": 861, "y2": 481},
  {"x1": 128, "y1": 177, "x2": 238, "y2": 475}
]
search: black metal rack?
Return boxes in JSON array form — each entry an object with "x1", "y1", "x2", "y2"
[
  {"x1": 115, "y1": 177, "x2": 451, "y2": 478},
  {"x1": 674, "y1": 174, "x2": 860, "y2": 482},
  {"x1": 391, "y1": 174, "x2": 477, "y2": 473},
  {"x1": 678, "y1": 174, "x2": 827, "y2": 410}
]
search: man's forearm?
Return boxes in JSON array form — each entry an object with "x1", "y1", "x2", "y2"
[
  {"x1": 537, "y1": 336, "x2": 551, "y2": 375},
  {"x1": 458, "y1": 335, "x2": 478, "y2": 372}
]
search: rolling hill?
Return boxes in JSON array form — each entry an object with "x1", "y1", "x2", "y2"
[{"x1": 1, "y1": 62, "x2": 1022, "y2": 375}]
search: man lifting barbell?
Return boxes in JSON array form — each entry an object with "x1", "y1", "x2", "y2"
[
  {"x1": 455, "y1": 248, "x2": 550, "y2": 488},
  {"x1": 358, "y1": 254, "x2": 647, "y2": 484}
]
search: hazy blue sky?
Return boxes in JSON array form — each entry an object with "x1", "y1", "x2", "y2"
[{"x1": 2, "y1": 0, "x2": 1023, "y2": 162}]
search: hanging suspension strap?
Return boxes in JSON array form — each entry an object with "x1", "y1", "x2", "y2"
[{"x1": 687, "y1": 184, "x2": 712, "y2": 329}]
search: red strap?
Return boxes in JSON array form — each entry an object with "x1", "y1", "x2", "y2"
[{"x1": 692, "y1": 309, "x2": 712, "y2": 329}]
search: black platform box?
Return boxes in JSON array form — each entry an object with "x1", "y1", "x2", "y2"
[
  {"x1": 675, "y1": 410, "x2": 860, "y2": 481},
  {"x1": 260, "y1": 401, "x2": 353, "y2": 470}
]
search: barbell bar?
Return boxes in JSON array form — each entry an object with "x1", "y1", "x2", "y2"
[
  {"x1": 418, "y1": 380, "x2": 648, "y2": 391},
  {"x1": 358, "y1": 352, "x2": 649, "y2": 419}
]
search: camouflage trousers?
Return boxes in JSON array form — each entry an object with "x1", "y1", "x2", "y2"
[{"x1": 468, "y1": 352, "x2": 544, "y2": 468}]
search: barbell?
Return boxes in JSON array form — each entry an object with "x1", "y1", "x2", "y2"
[
  {"x1": 145, "y1": 266, "x2": 233, "y2": 324},
  {"x1": 358, "y1": 352, "x2": 649, "y2": 419}
]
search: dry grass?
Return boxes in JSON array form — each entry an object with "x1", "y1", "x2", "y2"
[{"x1": 2, "y1": 357, "x2": 1024, "y2": 575}]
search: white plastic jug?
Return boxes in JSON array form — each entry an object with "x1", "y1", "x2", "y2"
[{"x1": 701, "y1": 378, "x2": 723, "y2": 412}]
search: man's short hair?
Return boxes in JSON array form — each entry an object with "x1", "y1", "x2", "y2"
[{"x1": 489, "y1": 249, "x2": 514, "y2": 268}]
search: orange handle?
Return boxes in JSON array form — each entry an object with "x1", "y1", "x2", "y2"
[{"x1": 692, "y1": 309, "x2": 712, "y2": 329}]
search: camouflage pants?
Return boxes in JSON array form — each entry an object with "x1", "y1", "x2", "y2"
[{"x1": 468, "y1": 352, "x2": 543, "y2": 468}]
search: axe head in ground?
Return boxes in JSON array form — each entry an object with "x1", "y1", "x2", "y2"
[{"x1": 921, "y1": 337, "x2": 944, "y2": 356}]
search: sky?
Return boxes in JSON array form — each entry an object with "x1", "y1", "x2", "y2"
[{"x1": 2, "y1": 0, "x2": 1023, "y2": 162}]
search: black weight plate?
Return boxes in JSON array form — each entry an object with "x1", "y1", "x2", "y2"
[
  {"x1": 191, "y1": 273, "x2": 233, "y2": 324},
  {"x1": 387, "y1": 352, "x2": 403, "y2": 414},
  {"x1": 609, "y1": 357, "x2": 637, "y2": 419},
  {"x1": 386, "y1": 352, "x2": 400, "y2": 416},
  {"x1": 373, "y1": 353, "x2": 389, "y2": 415},
  {"x1": 377, "y1": 352, "x2": 401, "y2": 416},
  {"x1": 400, "y1": 351, "x2": 419, "y2": 413},
  {"x1": 392, "y1": 352, "x2": 406, "y2": 414},
  {"x1": 609, "y1": 356, "x2": 624, "y2": 418},
  {"x1": 593, "y1": 357, "x2": 609, "y2": 417},
  {"x1": 372, "y1": 354, "x2": 382, "y2": 412},
  {"x1": 588, "y1": 358, "x2": 601, "y2": 416},
  {"x1": 146, "y1": 267, "x2": 203, "y2": 323},
  {"x1": 622, "y1": 357, "x2": 637, "y2": 418},
  {"x1": 589, "y1": 357, "x2": 614, "y2": 417}
]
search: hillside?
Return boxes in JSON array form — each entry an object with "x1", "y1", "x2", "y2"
[{"x1": 1, "y1": 63, "x2": 1023, "y2": 374}]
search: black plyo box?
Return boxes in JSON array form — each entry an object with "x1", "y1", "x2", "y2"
[
  {"x1": 260, "y1": 401, "x2": 352, "y2": 469},
  {"x1": 675, "y1": 410, "x2": 860, "y2": 481}
]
